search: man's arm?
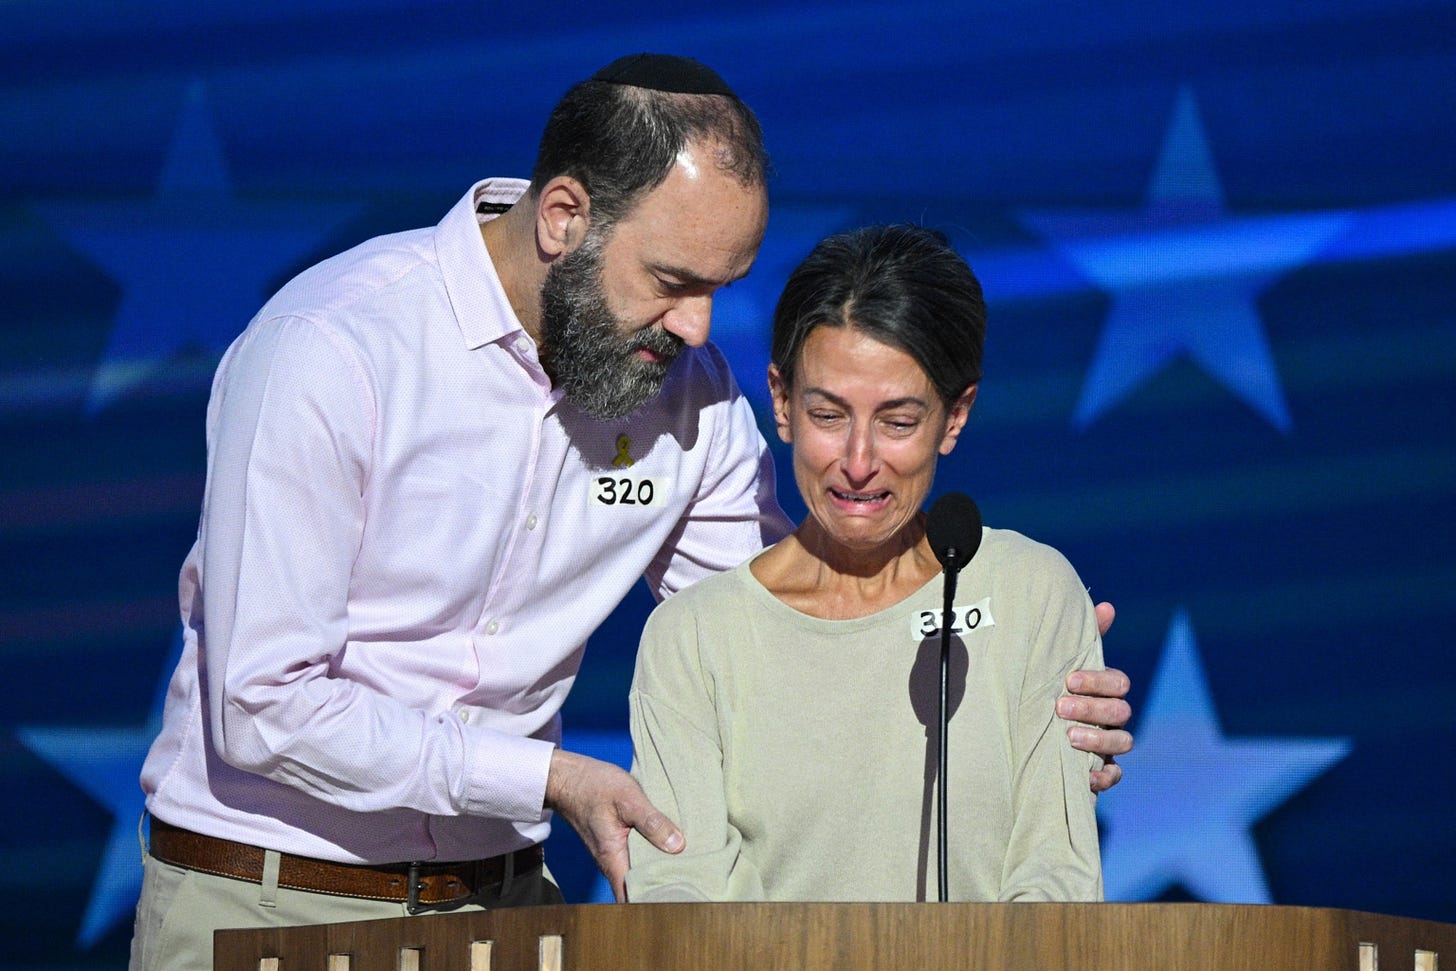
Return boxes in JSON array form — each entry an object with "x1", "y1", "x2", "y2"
[
  {"x1": 1058, "y1": 601, "x2": 1135, "y2": 793},
  {"x1": 201, "y1": 316, "x2": 554, "y2": 823}
]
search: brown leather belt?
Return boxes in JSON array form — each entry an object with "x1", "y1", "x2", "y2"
[{"x1": 149, "y1": 817, "x2": 543, "y2": 912}]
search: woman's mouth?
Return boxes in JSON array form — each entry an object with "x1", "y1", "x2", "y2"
[{"x1": 830, "y1": 487, "x2": 890, "y2": 505}]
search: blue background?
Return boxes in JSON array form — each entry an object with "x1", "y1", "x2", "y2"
[{"x1": 3, "y1": 1, "x2": 1454, "y2": 966}]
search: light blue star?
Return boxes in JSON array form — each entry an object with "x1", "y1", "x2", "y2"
[
  {"x1": 36, "y1": 80, "x2": 362, "y2": 412},
  {"x1": 1018, "y1": 87, "x2": 1353, "y2": 432},
  {"x1": 18, "y1": 633, "x2": 180, "y2": 949},
  {"x1": 1098, "y1": 610, "x2": 1351, "y2": 903}
]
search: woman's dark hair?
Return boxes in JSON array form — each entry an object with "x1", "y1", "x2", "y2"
[
  {"x1": 771, "y1": 224, "x2": 987, "y2": 406},
  {"x1": 529, "y1": 78, "x2": 768, "y2": 232}
]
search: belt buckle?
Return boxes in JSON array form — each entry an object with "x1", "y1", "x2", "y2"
[{"x1": 405, "y1": 862, "x2": 426, "y2": 915}]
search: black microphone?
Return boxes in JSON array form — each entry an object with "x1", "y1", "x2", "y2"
[
  {"x1": 925, "y1": 491, "x2": 982, "y2": 903},
  {"x1": 927, "y1": 492, "x2": 983, "y2": 577}
]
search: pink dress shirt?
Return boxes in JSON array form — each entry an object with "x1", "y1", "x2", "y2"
[{"x1": 140, "y1": 179, "x2": 790, "y2": 864}]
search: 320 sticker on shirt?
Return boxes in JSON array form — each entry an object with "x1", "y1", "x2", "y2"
[
  {"x1": 590, "y1": 475, "x2": 669, "y2": 508},
  {"x1": 910, "y1": 596, "x2": 995, "y2": 640}
]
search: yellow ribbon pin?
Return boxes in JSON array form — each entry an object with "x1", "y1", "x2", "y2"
[{"x1": 612, "y1": 434, "x2": 635, "y2": 468}]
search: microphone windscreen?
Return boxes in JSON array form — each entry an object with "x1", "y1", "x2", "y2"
[{"x1": 926, "y1": 492, "x2": 983, "y2": 570}]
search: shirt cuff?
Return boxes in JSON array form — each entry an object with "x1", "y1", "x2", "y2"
[{"x1": 458, "y1": 728, "x2": 557, "y2": 823}]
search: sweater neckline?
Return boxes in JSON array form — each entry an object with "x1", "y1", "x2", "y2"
[{"x1": 732, "y1": 552, "x2": 944, "y2": 633}]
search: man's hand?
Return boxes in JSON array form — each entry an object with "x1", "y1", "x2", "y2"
[
  {"x1": 1058, "y1": 601, "x2": 1135, "y2": 793},
  {"x1": 544, "y1": 748, "x2": 683, "y2": 901}
]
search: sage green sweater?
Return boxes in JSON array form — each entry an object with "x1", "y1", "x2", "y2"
[{"x1": 625, "y1": 527, "x2": 1104, "y2": 903}]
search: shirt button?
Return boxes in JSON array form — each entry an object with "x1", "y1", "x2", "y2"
[
  {"x1": 458, "y1": 709, "x2": 471, "y2": 723},
  {"x1": 525, "y1": 513, "x2": 538, "y2": 530},
  {"x1": 485, "y1": 620, "x2": 500, "y2": 635}
]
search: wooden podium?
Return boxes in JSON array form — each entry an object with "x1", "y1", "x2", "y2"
[{"x1": 215, "y1": 902, "x2": 1456, "y2": 971}]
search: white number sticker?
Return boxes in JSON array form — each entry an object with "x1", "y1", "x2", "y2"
[
  {"x1": 590, "y1": 476, "x2": 667, "y2": 508},
  {"x1": 911, "y1": 596, "x2": 995, "y2": 640}
]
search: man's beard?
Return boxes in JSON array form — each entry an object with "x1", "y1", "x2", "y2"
[{"x1": 537, "y1": 235, "x2": 685, "y2": 421}]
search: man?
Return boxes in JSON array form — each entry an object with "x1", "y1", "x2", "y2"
[{"x1": 130, "y1": 54, "x2": 1132, "y2": 970}]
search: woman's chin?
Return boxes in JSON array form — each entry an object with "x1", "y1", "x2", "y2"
[{"x1": 811, "y1": 512, "x2": 919, "y2": 556}]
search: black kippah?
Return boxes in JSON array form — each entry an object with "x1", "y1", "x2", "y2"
[{"x1": 590, "y1": 53, "x2": 737, "y2": 97}]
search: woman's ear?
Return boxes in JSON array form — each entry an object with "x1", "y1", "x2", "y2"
[
  {"x1": 938, "y1": 383, "x2": 979, "y2": 456},
  {"x1": 768, "y1": 364, "x2": 793, "y2": 444},
  {"x1": 535, "y1": 176, "x2": 590, "y2": 259}
]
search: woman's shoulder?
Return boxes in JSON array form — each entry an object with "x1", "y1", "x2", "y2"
[
  {"x1": 980, "y1": 525, "x2": 1064, "y2": 561},
  {"x1": 977, "y1": 526, "x2": 1086, "y2": 590},
  {"x1": 634, "y1": 559, "x2": 767, "y2": 689},
  {"x1": 644, "y1": 557, "x2": 762, "y2": 629}
]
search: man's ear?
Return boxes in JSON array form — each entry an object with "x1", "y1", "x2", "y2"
[
  {"x1": 535, "y1": 176, "x2": 590, "y2": 259},
  {"x1": 768, "y1": 365, "x2": 793, "y2": 444},
  {"x1": 938, "y1": 383, "x2": 979, "y2": 456}
]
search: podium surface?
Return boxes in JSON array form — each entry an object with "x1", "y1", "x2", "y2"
[{"x1": 215, "y1": 901, "x2": 1456, "y2": 971}]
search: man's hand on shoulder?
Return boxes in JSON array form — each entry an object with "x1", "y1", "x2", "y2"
[
  {"x1": 544, "y1": 748, "x2": 683, "y2": 901},
  {"x1": 1059, "y1": 601, "x2": 1135, "y2": 793}
]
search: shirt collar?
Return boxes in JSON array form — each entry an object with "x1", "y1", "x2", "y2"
[{"x1": 436, "y1": 177, "x2": 531, "y2": 351}]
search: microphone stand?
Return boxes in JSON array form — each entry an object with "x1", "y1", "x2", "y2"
[
  {"x1": 937, "y1": 547, "x2": 961, "y2": 904},
  {"x1": 926, "y1": 490, "x2": 982, "y2": 903}
]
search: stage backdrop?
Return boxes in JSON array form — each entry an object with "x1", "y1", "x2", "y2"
[{"x1": 3, "y1": 2, "x2": 1453, "y2": 967}]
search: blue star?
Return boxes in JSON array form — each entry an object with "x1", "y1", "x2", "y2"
[
  {"x1": 1017, "y1": 87, "x2": 1353, "y2": 432},
  {"x1": 1098, "y1": 611, "x2": 1351, "y2": 903},
  {"x1": 36, "y1": 80, "x2": 362, "y2": 412},
  {"x1": 17, "y1": 633, "x2": 180, "y2": 949}
]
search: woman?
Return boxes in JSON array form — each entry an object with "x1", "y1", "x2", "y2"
[{"x1": 624, "y1": 224, "x2": 1103, "y2": 903}]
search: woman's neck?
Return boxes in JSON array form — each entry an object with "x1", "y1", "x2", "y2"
[{"x1": 752, "y1": 514, "x2": 943, "y2": 620}]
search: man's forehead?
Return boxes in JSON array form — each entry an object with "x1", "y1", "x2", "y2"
[{"x1": 619, "y1": 162, "x2": 766, "y2": 234}]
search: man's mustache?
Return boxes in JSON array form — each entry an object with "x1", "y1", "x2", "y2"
[{"x1": 631, "y1": 326, "x2": 685, "y2": 361}]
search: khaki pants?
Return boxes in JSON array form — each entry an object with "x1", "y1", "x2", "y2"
[{"x1": 129, "y1": 848, "x2": 564, "y2": 971}]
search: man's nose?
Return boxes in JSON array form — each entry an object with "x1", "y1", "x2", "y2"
[{"x1": 662, "y1": 295, "x2": 712, "y2": 347}]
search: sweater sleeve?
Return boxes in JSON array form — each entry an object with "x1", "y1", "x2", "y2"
[
  {"x1": 624, "y1": 583, "x2": 768, "y2": 902},
  {"x1": 998, "y1": 547, "x2": 1105, "y2": 902}
]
